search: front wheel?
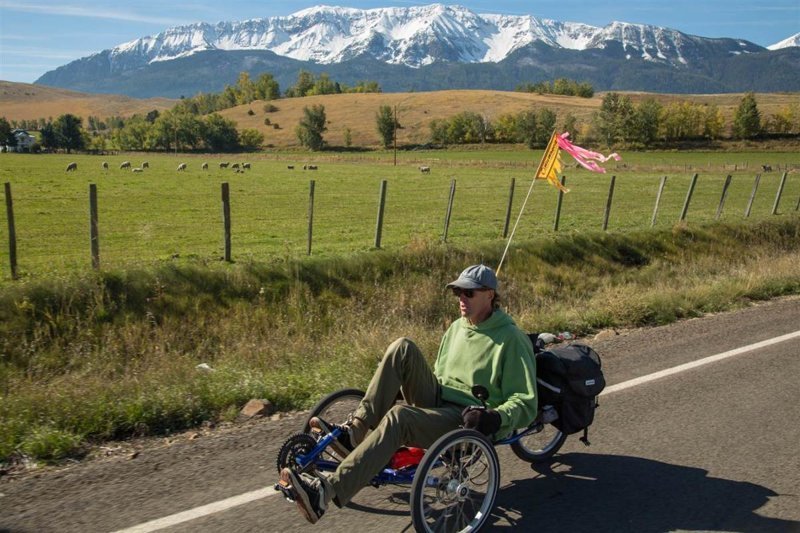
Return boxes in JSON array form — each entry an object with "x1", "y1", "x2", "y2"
[
  {"x1": 302, "y1": 388, "x2": 365, "y2": 433},
  {"x1": 410, "y1": 429, "x2": 500, "y2": 533},
  {"x1": 510, "y1": 423, "x2": 566, "y2": 463}
]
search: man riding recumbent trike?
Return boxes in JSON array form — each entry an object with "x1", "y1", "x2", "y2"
[{"x1": 273, "y1": 265, "x2": 605, "y2": 532}]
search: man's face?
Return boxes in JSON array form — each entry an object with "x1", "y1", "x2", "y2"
[{"x1": 452, "y1": 287, "x2": 495, "y2": 324}]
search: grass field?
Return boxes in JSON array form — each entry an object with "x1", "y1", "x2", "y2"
[{"x1": 1, "y1": 150, "x2": 799, "y2": 283}]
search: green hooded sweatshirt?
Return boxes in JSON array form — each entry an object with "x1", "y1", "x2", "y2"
[{"x1": 433, "y1": 309, "x2": 537, "y2": 439}]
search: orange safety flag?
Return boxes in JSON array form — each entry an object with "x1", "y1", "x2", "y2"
[{"x1": 534, "y1": 131, "x2": 568, "y2": 193}]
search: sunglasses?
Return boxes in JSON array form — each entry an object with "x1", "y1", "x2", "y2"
[{"x1": 451, "y1": 287, "x2": 491, "y2": 298}]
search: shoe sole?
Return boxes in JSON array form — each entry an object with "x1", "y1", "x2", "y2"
[{"x1": 281, "y1": 468, "x2": 320, "y2": 524}]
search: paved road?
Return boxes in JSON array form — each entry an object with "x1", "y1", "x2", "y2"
[{"x1": 2, "y1": 297, "x2": 799, "y2": 533}]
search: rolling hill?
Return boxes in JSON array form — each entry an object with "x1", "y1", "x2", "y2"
[
  {"x1": 3, "y1": 81, "x2": 799, "y2": 149},
  {"x1": 0, "y1": 81, "x2": 175, "y2": 122}
]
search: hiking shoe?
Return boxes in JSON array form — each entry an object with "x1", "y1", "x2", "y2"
[
  {"x1": 279, "y1": 468, "x2": 333, "y2": 524},
  {"x1": 308, "y1": 416, "x2": 366, "y2": 457}
]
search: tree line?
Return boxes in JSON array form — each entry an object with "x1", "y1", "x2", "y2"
[
  {"x1": 3, "y1": 72, "x2": 798, "y2": 154},
  {"x1": 516, "y1": 78, "x2": 594, "y2": 98},
  {"x1": 411, "y1": 92, "x2": 797, "y2": 149}
]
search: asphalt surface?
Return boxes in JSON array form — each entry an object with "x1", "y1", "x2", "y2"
[{"x1": 2, "y1": 296, "x2": 799, "y2": 533}]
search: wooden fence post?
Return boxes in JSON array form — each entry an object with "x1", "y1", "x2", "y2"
[
  {"x1": 307, "y1": 180, "x2": 315, "y2": 255},
  {"x1": 443, "y1": 178, "x2": 456, "y2": 243},
  {"x1": 553, "y1": 176, "x2": 566, "y2": 231},
  {"x1": 4, "y1": 182, "x2": 17, "y2": 279},
  {"x1": 374, "y1": 180, "x2": 387, "y2": 249},
  {"x1": 679, "y1": 173, "x2": 698, "y2": 222},
  {"x1": 603, "y1": 175, "x2": 616, "y2": 231},
  {"x1": 744, "y1": 174, "x2": 761, "y2": 218},
  {"x1": 502, "y1": 178, "x2": 515, "y2": 238},
  {"x1": 652, "y1": 176, "x2": 667, "y2": 227},
  {"x1": 771, "y1": 172, "x2": 788, "y2": 215},
  {"x1": 89, "y1": 183, "x2": 100, "y2": 270},
  {"x1": 715, "y1": 175, "x2": 732, "y2": 220},
  {"x1": 221, "y1": 182, "x2": 231, "y2": 262}
]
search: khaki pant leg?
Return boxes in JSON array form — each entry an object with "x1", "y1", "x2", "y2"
[
  {"x1": 354, "y1": 337, "x2": 440, "y2": 428},
  {"x1": 329, "y1": 403, "x2": 462, "y2": 506}
]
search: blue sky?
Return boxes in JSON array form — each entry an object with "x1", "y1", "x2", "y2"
[{"x1": 1, "y1": 0, "x2": 798, "y2": 84}]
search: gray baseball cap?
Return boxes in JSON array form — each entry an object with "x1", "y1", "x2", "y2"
[{"x1": 446, "y1": 264, "x2": 498, "y2": 290}]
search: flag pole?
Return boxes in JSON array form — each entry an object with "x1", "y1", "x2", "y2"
[{"x1": 496, "y1": 131, "x2": 558, "y2": 276}]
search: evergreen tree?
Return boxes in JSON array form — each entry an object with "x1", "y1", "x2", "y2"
[
  {"x1": 0, "y1": 117, "x2": 13, "y2": 148},
  {"x1": 376, "y1": 105, "x2": 399, "y2": 149},
  {"x1": 733, "y1": 92, "x2": 762, "y2": 139},
  {"x1": 296, "y1": 105, "x2": 327, "y2": 150},
  {"x1": 516, "y1": 110, "x2": 538, "y2": 149},
  {"x1": 535, "y1": 108, "x2": 557, "y2": 147},
  {"x1": 39, "y1": 122, "x2": 57, "y2": 151}
]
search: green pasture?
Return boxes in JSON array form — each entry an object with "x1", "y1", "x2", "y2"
[{"x1": 1, "y1": 150, "x2": 799, "y2": 282}]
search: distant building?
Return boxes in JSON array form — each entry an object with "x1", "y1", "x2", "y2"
[{"x1": 6, "y1": 129, "x2": 36, "y2": 152}]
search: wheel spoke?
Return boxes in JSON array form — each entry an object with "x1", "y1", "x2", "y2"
[{"x1": 414, "y1": 431, "x2": 498, "y2": 532}]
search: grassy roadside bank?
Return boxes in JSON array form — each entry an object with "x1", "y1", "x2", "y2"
[{"x1": 2, "y1": 217, "x2": 800, "y2": 464}]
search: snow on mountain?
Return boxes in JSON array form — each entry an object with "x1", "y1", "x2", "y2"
[
  {"x1": 768, "y1": 33, "x2": 800, "y2": 50},
  {"x1": 99, "y1": 3, "x2": 758, "y2": 72}
]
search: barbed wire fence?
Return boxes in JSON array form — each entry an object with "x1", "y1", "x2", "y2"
[{"x1": 3, "y1": 171, "x2": 799, "y2": 281}]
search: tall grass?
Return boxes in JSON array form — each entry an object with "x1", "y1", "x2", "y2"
[{"x1": 1, "y1": 217, "x2": 799, "y2": 463}]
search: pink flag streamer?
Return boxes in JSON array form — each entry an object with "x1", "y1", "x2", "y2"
[{"x1": 556, "y1": 132, "x2": 620, "y2": 173}]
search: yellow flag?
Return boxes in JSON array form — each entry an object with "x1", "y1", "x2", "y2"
[{"x1": 534, "y1": 132, "x2": 569, "y2": 193}]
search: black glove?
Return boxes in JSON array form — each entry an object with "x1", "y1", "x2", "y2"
[{"x1": 461, "y1": 407, "x2": 501, "y2": 436}]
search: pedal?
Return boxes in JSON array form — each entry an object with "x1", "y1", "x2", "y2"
[{"x1": 274, "y1": 479, "x2": 296, "y2": 502}]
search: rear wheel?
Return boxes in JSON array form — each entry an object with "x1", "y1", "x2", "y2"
[
  {"x1": 510, "y1": 423, "x2": 566, "y2": 463},
  {"x1": 410, "y1": 429, "x2": 500, "y2": 533}
]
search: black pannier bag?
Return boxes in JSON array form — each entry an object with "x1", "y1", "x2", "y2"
[{"x1": 535, "y1": 343, "x2": 605, "y2": 445}]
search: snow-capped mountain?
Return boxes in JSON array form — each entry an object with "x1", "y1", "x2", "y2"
[
  {"x1": 34, "y1": 4, "x2": 800, "y2": 97},
  {"x1": 768, "y1": 33, "x2": 800, "y2": 50},
  {"x1": 102, "y1": 4, "x2": 760, "y2": 69}
]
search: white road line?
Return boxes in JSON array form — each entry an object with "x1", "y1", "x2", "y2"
[
  {"x1": 111, "y1": 487, "x2": 279, "y2": 533},
  {"x1": 601, "y1": 329, "x2": 800, "y2": 396},
  {"x1": 114, "y1": 329, "x2": 800, "y2": 532}
]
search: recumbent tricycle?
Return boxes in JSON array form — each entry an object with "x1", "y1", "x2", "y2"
[{"x1": 274, "y1": 340, "x2": 605, "y2": 533}]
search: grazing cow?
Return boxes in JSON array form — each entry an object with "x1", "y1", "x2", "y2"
[
  {"x1": 304, "y1": 164, "x2": 318, "y2": 170},
  {"x1": 142, "y1": 162, "x2": 149, "y2": 169},
  {"x1": 762, "y1": 165, "x2": 773, "y2": 172},
  {"x1": 419, "y1": 165, "x2": 431, "y2": 173},
  {"x1": 287, "y1": 165, "x2": 295, "y2": 170},
  {"x1": 231, "y1": 163, "x2": 240, "y2": 169},
  {"x1": 66, "y1": 162, "x2": 77, "y2": 172},
  {"x1": 177, "y1": 163, "x2": 187, "y2": 171},
  {"x1": 120, "y1": 161, "x2": 131, "y2": 169},
  {"x1": 242, "y1": 163, "x2": 251, "y2": 169},
  {"x1": 219, "y1": 162, "x2": 229, "y2": 169},
  {"x1": 132, "y1": 167, "x2": 144, "y2": 173},
  {"x1": 201, "y1": 162, "x2": 208, "y2": 170},
  {"x1": 102, "y1": 161, "x2": 109, "y2": 170}
]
